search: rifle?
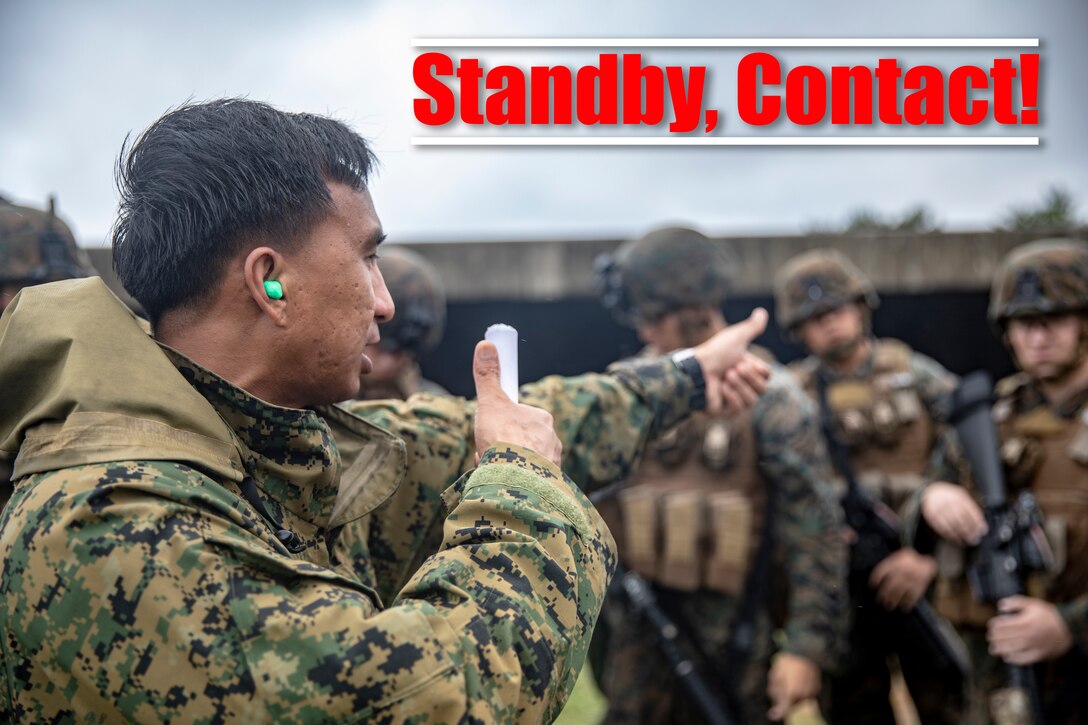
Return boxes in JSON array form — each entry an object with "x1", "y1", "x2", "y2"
[
  {"x1": 950, "y1": 371, "x2": 1053, "y2": 725},
  {"x1": 609, "y1": 564, "x2": 736, "y2": 725},
  {"x1": 589, "y1": 482, "x2": 737, "y2": 725},
  {"x1": 814, "y1": 373, "x2": 971, "y2": 680}
]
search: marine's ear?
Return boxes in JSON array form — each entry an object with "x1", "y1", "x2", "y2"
[{"x1": 244, "y1": 246, "x2": 288, "y2": 326}]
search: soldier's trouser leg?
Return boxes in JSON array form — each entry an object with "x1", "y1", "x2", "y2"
[
  {"x1": 599, "y1": 605, "x2": 678, "y2": 724},
  {"x1": 893, "y1": 612, "x2": 966, "y2": 724},
  {"x1": 827, "y1": 602, "x2": 896, "y2": 725}
]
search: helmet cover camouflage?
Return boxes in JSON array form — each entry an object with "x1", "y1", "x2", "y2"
[
  {"x1": 774, "y1": 248, "x2": 879, "y2": 330},
  {"x1": 377, "y1": 247, "x2": 447, "y2": 355},
  {"x1": 989, "y1": 238, "x2": 1088, "y2": 324},
  {"x1": 0, "y1": 195, "x2": 96, "y2": 284},
  {"x1": 595, "y1": 226, "x2": 733, "y2": 327}
]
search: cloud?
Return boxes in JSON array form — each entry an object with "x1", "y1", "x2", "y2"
[{"x1": 1, "y1": 0, "x2": 1084, "y2": 245}]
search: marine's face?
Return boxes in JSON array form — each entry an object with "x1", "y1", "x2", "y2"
[
  {"x1": 798, "y1": 302, "x2": 865, "y2": 362},
  {"x1": 637, "y1": 312, "x2": 685, "y2": 354},
  {"x1": 1006, "y1": 313, "x2": 1085, "y2": 382},
  {"x1": 283, "y1": 183, "x2": 394, "y2": 406}
]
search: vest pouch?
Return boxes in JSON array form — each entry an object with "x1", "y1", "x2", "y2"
[
  {"x1": 1001, "y1": 436, "x2": 1043, "y2": 491},
  {"x1": 932, "y1": 541, "x2": 997, "y2": 627},
  {"x1": 704, "y1": 491, "x2": 752, "y2": 595},
  {"x1": 828, "y1": 380, "x2": 873, "y2": 448},
  {"x1": 1043, "y1": 516, "x2": 1067, "y2": 576},
  {"x1": 619, "y1": 487, "x2": 660, "y2": 581},
  {"x1": 652, "y1": 424, "x2": 692, "y2": 468},
  {"x1": 892, "y1": 388, "x2": 922, "y2": 424},
  {"x1": 701, "y1": 419, "x2": 733, "y2": 472},
  {"x1": 871, "y1": 398, "x2": 902, "y2": 447},
  {"x1": 1067, "y1": 414, "x2": 1088, "y2": 465},
  {"x1": 656, "y1": 491, "x2": 704, "y2": 592},
  {"x1": 838, "y1": 409, "x2": 872, "y2": 448},
  {"x1": 934, "y1": 539, "x2": 964, "y2": 579}
]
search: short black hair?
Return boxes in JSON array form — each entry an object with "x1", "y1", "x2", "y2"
[{"x1": 111, "y1": 98, "x2": 377, "y2": 324}]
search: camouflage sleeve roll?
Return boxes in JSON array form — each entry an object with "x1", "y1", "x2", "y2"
[
  {"x1": 754, "y1": 370, "x2": 849, "y2": 669},
  {"x1": 0, "y1": 445, "x2": 614, "y2": 723}
]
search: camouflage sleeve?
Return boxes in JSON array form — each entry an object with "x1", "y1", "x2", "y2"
[
  {"x1": 346, "y1": 357, "x2": 692, "y2": 600},
  {"x1": 343, "y1": 394, "x2": 476, "y2": 604},
  {"x1": 910, "y1": 352, "x2": 968, "y2": 487},
  {"x1": 754, "y1": 368, "x2": 849, "y2": 670},
  {"x1": 1057, "y1": 596, "x2": 1088, "y2": 652},
  {"x1": 519, "y1": 356, "x2": 694, "y2": 494},
  {"x1": 1, "y1": 446, "x2": 614, "y2": 723}
]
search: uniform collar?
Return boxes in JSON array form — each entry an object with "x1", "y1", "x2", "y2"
[
  {"x1": 1016, "y1": 376, "x2": 1088, "y2": 421},
  {"x1": 162, "y1": 346, "x2": 341, "y2": 528}
]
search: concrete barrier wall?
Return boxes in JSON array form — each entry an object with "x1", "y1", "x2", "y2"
[
  {"x1": 347, "y1": 230, "x2": 1047, "y2": 300},
  {"x1": 85, "y1": 229, "x2": 1054, "y2": 305}
]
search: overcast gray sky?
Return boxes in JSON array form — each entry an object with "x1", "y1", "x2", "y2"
[{"x1": 2, "y1": 0, "x2": 1085, "y2": 246}]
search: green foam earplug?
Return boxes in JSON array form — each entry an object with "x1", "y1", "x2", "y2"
[{"x1": 264, "y1": 280, "x2": 284, "y2": 300}]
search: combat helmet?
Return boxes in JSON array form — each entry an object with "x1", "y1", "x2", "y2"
[
  {"x1": 377, "y1": 247, "x2": 447, "y2": 355},
  {"x1": 989, "y1": 238, "x2": 1088, "y2": 325},
  {"x1": 595, "y1": 226, "x2": 733, "y2": 327},
  {"x1": 774, "y1": 248, "x2": 879, "y2": 332},
  {"x1": 0, "y1": 194, "x2": 95, "y2": 285}
]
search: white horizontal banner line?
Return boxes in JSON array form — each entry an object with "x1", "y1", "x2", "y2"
[
  {"x1": 411, "y1": 38, "x2": 1040, "y2": 48},
  {"x1": 412, "y1": 136, "x2": 1040, "y2": 147}
]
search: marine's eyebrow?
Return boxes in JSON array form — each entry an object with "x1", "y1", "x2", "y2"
[{"x1": 363, "y1": 230, "x2": 387, "y2": 252}]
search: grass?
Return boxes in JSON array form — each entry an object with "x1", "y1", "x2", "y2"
[{"x1": 554, "y1": 666, "x2": 607, "y2": 725}]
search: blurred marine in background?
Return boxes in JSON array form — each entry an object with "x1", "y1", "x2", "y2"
[
  {"x1": 915, "y1": 239, "x2": 1088, "y2": 723},
  {"x1": 0, "y1": 194, "x2": 97, "y2": 507},
  {"x1": 592, "y1": 227, "x2": 848, "y2": 724},
  {"x1": 359, "y1": 246, "x2": 449, "y2": 399},
  {"x1": 775, "y1": 248, "x2": 968, "y2": 724}
]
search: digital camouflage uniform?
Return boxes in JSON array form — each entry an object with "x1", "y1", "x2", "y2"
[
  {"x1": 592, "y1": 228, "x2": 848, "y2": 724},
  {"x1": 0, "y1": 277, "x2": 704, "y2": 723},
  {"x1": 776, "y1": 249, "x2": 967, "y2": 725},
  {"x1": 596, "y1": 367, "x2": 847, "y2": 724},
  {"x1": 0, "y1": 194, "x2": 96, "y2": 510},
  {"x1": 360, "y1": 247, "x2": 449, "y2": 400},
  {"x1": 922, "y1": 239, "x2": 1088, "y2": 724}
]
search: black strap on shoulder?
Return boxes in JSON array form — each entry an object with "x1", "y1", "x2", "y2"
[
  {"x1": 237, "y1": 474, "x2": 307, "y2": 554},
  {"x1": 814, "y1": 372, "x2": 860, "y2": 493}
]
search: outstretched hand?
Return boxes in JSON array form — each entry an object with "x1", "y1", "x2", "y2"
[
  {"x1": 473, "y1": 340, "x2": 563, "y2": 466},
  {"x1": 692, "y1": 308, "x2": 772, "y2": 416}
]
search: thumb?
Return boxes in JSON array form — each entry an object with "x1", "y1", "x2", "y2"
[
  {"x1": 473, "y1": 340, "x2": 506, "y2": 403},
  {"x1": 731, "y1": 307, "x2": 768, "y2": 343},
  {"x1": 696, "y1": 307, "x2": 770, "y2": 376},
  {"x1": 998, "y1": 595, "x2": 1029, "y2": 614}
]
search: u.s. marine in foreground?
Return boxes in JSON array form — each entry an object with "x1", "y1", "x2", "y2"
[{"x1": 0, "y1": 99, "x2": 768, "y2": 722}]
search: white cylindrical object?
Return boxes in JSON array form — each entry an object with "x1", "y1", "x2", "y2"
[{"x1": 485, "y1": 324, "x2": 519, "y2": 403}]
